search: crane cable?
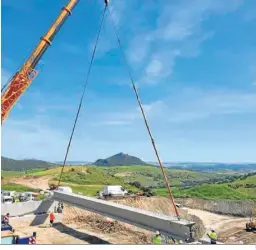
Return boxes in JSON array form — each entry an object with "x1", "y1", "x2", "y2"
[
  {"x1": 106, "y1": 7, "x2": 180, "y2": 219},
  {"x1": 57, "y1": 3, "x2": 108, "y2": 187}
]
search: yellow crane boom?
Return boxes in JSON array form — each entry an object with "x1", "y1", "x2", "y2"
[{"x1": 1, "y1": 0, "x2": 79, "y2": 123}]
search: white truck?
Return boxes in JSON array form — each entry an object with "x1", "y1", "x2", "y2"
[
  {"x1": 18, "y1": 192, "x2": 37, "y2": 202},
  {"x1": 56, "y1": 186, "x2": 72, "y2": 193},
  {"x1": 1, "y1": 195, "x2": 14, "y2": 204},
  {"x1": 1, "y1": 190, "x2": 17, "y2": 198},
  {"x1": 100, "y1": 185, "x2": 128, "y2": 198}
]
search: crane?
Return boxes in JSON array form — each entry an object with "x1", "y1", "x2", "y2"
[
  {"x1": 1, "y1": 0, "x2": 180, "y2": 221},
  {"x1": 1, "y1": 0, "x2": 79, "y2": 123}
]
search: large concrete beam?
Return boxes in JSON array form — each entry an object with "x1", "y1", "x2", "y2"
[
  {"x1": 1, "y1": 200, "x2": 56, "y2": 216},
  {"x1": 53, "y1": 191, "x2": 195, "y2": 241}
]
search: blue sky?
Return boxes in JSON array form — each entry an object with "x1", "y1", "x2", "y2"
[{"x1": 1, "y1": 0, "x2": 256, "y2": 163}]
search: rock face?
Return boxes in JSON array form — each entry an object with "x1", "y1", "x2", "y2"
[{"x1": 93, "y1": 152, "x2": 150, "y2": 166}]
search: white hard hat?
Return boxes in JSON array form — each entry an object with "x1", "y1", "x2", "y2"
[{"x1": 156, "y1": 231, "x2": 160, "y2": 235}]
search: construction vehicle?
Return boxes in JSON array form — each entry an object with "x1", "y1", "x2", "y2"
[
  {"x1": 49, "y1": 184, "x2": 58, "y2": 190},
  {"x1": 48, "y1": 184, "x2": 72, "y2": 193},
  {"x1": 245, "y1": 208, "x2": 256, "y2": 231},
  {"x1": 1, "y1": 223, "x2": 36, "y2": 244},
  {"x1": 1, "y1": 195, "x2": 14, "y2": 204},
  {"x1": 1, "y1": 0, "x2": 79, "y2": 123},
  {"x1": 18, "y1": 192, "x2": 38, "y2": 202},
  {"x1": 100, "y1": 185, "x2": 128, "y2": 198}
]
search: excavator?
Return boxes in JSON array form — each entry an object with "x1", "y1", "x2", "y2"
[{"x1": 245, "y1": 207, "x2": 256, "y2": 232}]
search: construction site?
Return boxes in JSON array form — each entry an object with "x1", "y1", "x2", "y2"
[
  {"x1": 2, "y1": 191, "x2": 256, "y2": 244},
  {"x1": 1, "y1": 0, "x2": 256, "y2": 245}
]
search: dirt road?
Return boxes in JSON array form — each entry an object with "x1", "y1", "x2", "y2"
[
  {"x1": 186, "y1": 208, "x2": 256, "y2": 244},
  {"x1": 11, "y1": 176, "x2": 51, "y2": 190}
]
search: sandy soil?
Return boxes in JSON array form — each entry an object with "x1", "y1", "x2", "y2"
[
  {"x1": 10, "y1": 201, "x2": 256, "y2": 245},
  {"x1": 11, "y1": 176, "x2": 52, "y2": 190},
  {"x1": 10, "y1": 206, "x2": 153, "y2": 244},
  {"x1": 186, "y1": 208, "x2": 256, "y2": 244}
]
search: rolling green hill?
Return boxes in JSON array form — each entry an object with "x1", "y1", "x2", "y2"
[
  {"x1": 101, "y1": 165, "x2": 224, "y2": 187},
  {"x1": 1, "y1": 156, "x2": 56, "y2": 171},
  {"x1": 2, "y1": 162, "x2": 255, "y2": 200},
  {"x1": 154, "y1": 173, "x2": 256, "y2": 200}
]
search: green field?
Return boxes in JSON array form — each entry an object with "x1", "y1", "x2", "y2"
[
  {"x1": 1, "y1": 170, "x2": 23, "y2": 179},
  {"x1": 1, "y1": 183, "x2": 39, "y2": 192},
  {"x1": 154, "y1": 173, "x2": 256, "y2": 200},
  {"x1": 101, "y1": 165, "x2": 221, "y2": 187},
  {"x1": 1, "y1": 169, "x2": 48, "y2": 179},
  {"x1": 154, "y1": 184, "x2": 256, "y2": 200},
  {"x1": 2, "y1": 165, "x2": 256, "y2": 200},
  {"x1": 233, "y1": 175, "x2": 256, "y2": 184}
]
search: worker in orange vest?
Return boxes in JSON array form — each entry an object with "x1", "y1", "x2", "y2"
[{"x1": 49, "y1": 212, "x2": 55, "y2": 226}]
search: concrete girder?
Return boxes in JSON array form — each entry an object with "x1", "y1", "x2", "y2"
[{"x1": 53, "y1": 191, "x2": 195, "y2": 241}]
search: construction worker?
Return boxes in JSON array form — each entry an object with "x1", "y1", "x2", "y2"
[
  {"x1": 207, "y1": 229, "x2": 217, "y2": 244},
  {"x1": 49, "y1": 212, "x2": 55, "y2": 226},
  {"x1": 2, "y1": 213, "x2": 10, "y2": 225},
  {"x1": 153, "y1": 231, "x2": 164, "y2": 244},
  {"x1": 57, "y1": 204, "x2": 63, "y2": 213}
]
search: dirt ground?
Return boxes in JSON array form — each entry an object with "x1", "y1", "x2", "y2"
[
  {"x1": 10, "y1": 206, "x2": 153, "y2": 244},
  {"x1": 7, "y1": 176, "x2": 256, "y2": 244},
  {"x1": 11, "y1": 176, "x2": 51, "y2": 190},
  {"x1": 186, "y1": 208, "x2": 256, "y2": 244},
  {"x1": 10, "y1": 199, "x2": 256, "y2": 245}
]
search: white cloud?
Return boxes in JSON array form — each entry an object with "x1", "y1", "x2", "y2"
[
  {"x1": 168, "y1": 89, "x2": 256, "y2": 123},
  {"x1": 145, "y1": 59, "x2": 162, "y2": 77},
  {"x1": 140, "y1": 50, "x2": 180, "y2": 85},
  {"x1": 127, "y1": 34, "x2": 152, "y2": 64},
  {"x1": 99, "y1": 88, "x2": 256, "y2": 124},
  {"x1": 127, "y1": 0, "x2": 245, "y2": 85},
  {"x1": 2, "y1": 87, "x2": 256, "y2": 162}
]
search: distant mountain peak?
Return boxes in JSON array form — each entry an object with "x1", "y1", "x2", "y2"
[{"x1": 93, "y1": 153, "x2": 149, "y2": 166}]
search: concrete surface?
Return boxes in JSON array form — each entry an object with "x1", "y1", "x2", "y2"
[
  {"x1": 53, "y1": 191, "x2": 195, "y2": 241},
  {"x1": 1, "y1": 200, "x2": 56, "y2": 216}
]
